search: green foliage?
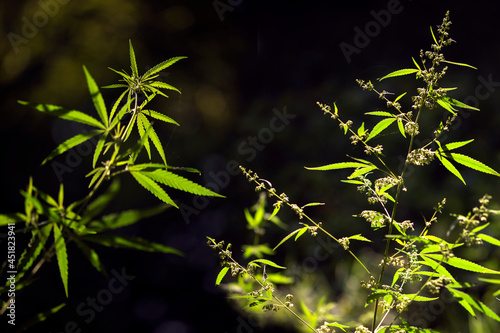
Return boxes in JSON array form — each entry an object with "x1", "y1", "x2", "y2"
[
  {"x1": 208, "y1": 12, "x2": 500, "y2": 333},
  {"x1": 1, "y1": 41, "x2": 221, "y2": 328}
]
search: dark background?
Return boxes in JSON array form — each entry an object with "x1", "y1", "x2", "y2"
[{"x1": 1, "y1": 1, "x2": 500, "y2": 332}]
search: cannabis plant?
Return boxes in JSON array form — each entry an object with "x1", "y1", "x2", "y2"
[
  {"x1": 0, "y1": 40, "x2": 222, "y2": 331},
  {"x1": 209, "y1": 12, "x2": 500, "y2": 333}
]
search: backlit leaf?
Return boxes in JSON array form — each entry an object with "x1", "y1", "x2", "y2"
[
  {"x1": 83, "y1": 66, "x2": 108, "y2": 127},
  {"x1": 53, "y1": 224, "x2": 69, "y2": 297},
  {"x1": 378, "y1": 68, "x2": 419, "y2": 81},
  {"x1": 19, "y1": 101, "x2": 105, "y2": 129},
  {"x1": 366, "y1": 118, "x2": 397, "y2": 141},
  {"x1": 131, "y1": 171, "x2": 177, "y2": 207},
  {"x1": 42, "y1": 129, "x2": 102, "y2": 165},
  {"x1": 305, "y1": 162, "x2": 371, "y2": 171},
  {"x1": 248, "y1": 259, "x2": 286, "y2": 269},
  {"x1": 216, "y1": 267, "x2": 229, "y2": 285}
]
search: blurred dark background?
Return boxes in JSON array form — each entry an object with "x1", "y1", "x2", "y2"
[{"x1": 1, "y1": 1, "x2": 500, "y2": 332}]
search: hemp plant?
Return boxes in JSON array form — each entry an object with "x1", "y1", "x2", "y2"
[
  {"x1": 209, "y1": 12, "x2": 500, "y2": 333},
  {"x1": 0, "y1": 40, "x2": 222, "y2": 330}
]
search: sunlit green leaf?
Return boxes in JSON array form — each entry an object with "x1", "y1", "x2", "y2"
[
  {"x1": 448, "y1": 153, "x2": 500, "y2": 177},
  {"x1": 378, "y1": 68, "x2": 420, "y2": 81},
  {"x1": 142, "y1": 170, "x2": 224, "y2": 197},
  {"x1": 477, "y1": 233, "x2": 500, "y2": 246},
  {"x1": 129, "y1": 40, "x2": 139, "y2": 78},
  {"x1": 143, "y1": 109, "x2": 179, "y2": 126},
  {"x1": 83, "y1": 66, "x2": 108, "y2": 127},
  {"x1": 306, "y1": 162, "x2": 371, "y2": 171},
  {"x1": 248, "y1": 259, "x2": 286, "y2": 269},
  {"x1": 143, "y1": 56, "x2": 187, "y2": 81},
  {"x1": 131, "y1": 171, "x2": 177, "y2": 207},
  {"x1": 216, "y1": 267, "x2": 229, "y2": 285},
  {"x1": 42, "y1": 129, "x2": 102, "y2": 165},
  {"x1": 19, "y1": 101, "x2": 105, "y2": 129},
  {"x1": 436, "y1": 153, "x2": 465, "y2": 184},
  {"x1": 53, "y1": 224, "x2": 69, "y2": 297},
  {"x1": 423, "y1": 253, "x2": 500, "y2": 274},
  {"x1": 366, "y1": 118, "x2": 397, "y2": 141}
]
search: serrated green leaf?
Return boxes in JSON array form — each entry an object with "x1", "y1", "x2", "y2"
[
  {"x1": 365, "y1": 111, "x2": 395, "y2": 117},
  {"x1": 129, "y1": 40, "x2": 139, "y2": 78},
  {"x1": 83, "y1": 66, "x2": 108, "y2": 127},
  {"x1": 424, "y1": 253, "x2": 500, "y2": 274},
  {"x1": 348, "y1": 234, "x2": 371, "y2": 242},
  {"x1": 305, "y1": 162, "x2": 371, "y2": 171},
  {"x1": 216, "y1": 267, "x2": 229, "y2": 285},
  {"x1": 436, "y1": 98, "x2": 457, "y2": 115},
  {"x1": 394, "y1": 92, "x2": 407, "y2": 102},
  {"x1": 440, "y1": 139, "x2": 474, "y2": 151},
  {"x1": 83, "y1": 234, "x2": 183, "y2": 255},
  {"x1": 446, "y1": 97, "x2": 480, "y2": 111},
  {"x1": 348, "y1": 166, "x2": 377, "y2": 179},
  {"x1": 53, "y1": 224, "x2": 69, "y2": 297},
  {"x1": 248, "y1": 259, "x2": 286, "y2": 269},
  {"x1": 102, "y1": 83, "x2": 129, "y2": 89},
  {"x1": 436, "y1": 153, "x2": 465, "y2": 184},
  {"x1": 109, "y1": 90, "x2": 129, "y2": 126},
  {"x1": 136, "y1": 113, "x2": 152, "y2": 159},
  {"x1": 19, "y1": 101, "x2": 105, "y2": 129},
  {"x1": 448, "y1": 287, "x2": 477, "y2": 318},
  {"x1": 341, "y1": 179, "x2": 365, "y2": 185},
  {"x1": 273, "y1": 228, "x2": 302, "y2": 250},
  {"x1": 143, "y1": 170, "x2": 224, "y2": 197},
  {"x1": 140, "y1": 114, "x2": 167, "y2": 164},
  {"x1": 366, "y1": 118, "x2": 397, "y2": 142},
  {"x1": 143, "y1": 109, "x2": 179, "y2": 126},
  {"x1": 477, "y1": 233, "x2": 500, "y2": 246},
  {"x1": 42, "y1": 129, "x2": 102, "y2": 166},
  {"x1": 92, "y1": 132, "x2": 107, "y2": 168},
  {"x1": 295, "y1": 226, "x2": 309, "y2": 241},
  {"x1": 449, "y1": 153, "x2": 500, "y2": 177},
  {"x1": 148, "y1": 81, "x2": 181, "y2": 94},
  {"x1": 301, "y1": 202, "x2": 325, "y2": 209},
  {"x1": 442, "y1": 60, "x2": 478, "y2": 70},
  {"x1": 397, "y1": 118, "x2": 406, "y2": 138},
  {"x1": 131, "y1": 171, "x2": 177, "y2": 207},
  {"x1": 268, "y1": 203, "x2": 281, "y2": 221},
  {"x1": 143, "y1": 56, "x2": 187, "y2": 80},
  {"x1": 378, "y1": 68, "x2": 420, "y2": 81}
]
